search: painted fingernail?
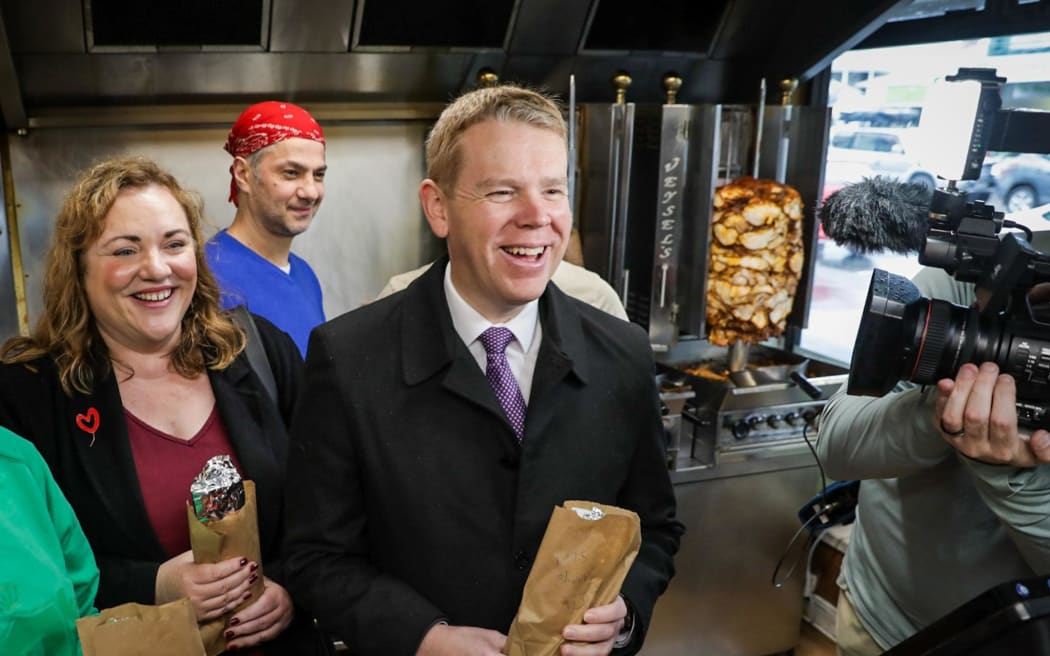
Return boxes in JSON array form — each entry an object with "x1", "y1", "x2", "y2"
[
  {"x1": 229, "y1": 617, "x2": 241, "y2": 626},
  {"x1": 243, "y1": 590, "x2": 252, "y2": 600},
  {"x1": 248, "y1": 573, "x2": 258, "y2": 584},
  {"x1": 224, "y1": 630, "x2": 235, "y2": 640},
  {"x1": 248, "y1": 562, "x2": 259, "y2": 572},
  {"x1": 239, "y1": 558, "x2": 248, "y2": 567}
]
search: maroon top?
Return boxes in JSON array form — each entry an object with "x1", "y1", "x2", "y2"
[{"x1": 126, "y1": 405, "x2": 242, "y2": 557}]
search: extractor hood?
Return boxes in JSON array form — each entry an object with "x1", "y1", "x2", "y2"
[{"x1": 0, "y1": 0, "x2": 1041, "y2": 129}]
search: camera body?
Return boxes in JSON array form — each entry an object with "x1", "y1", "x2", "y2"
[
  {"x1": 848, "y1": 187, "x2": 1050, "y2": 429},
  {"x1": 839, "y1": 66, "x2": 1050, "y2": 429}
]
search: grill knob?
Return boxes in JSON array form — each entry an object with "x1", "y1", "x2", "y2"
[
  {"x1": 732, "y1": 420, "x2": 751, "y2": 440},
  {"x1": 767, "y1": 414, "x2": 783, "y2": 429},
  {"x1": 783, "y1": 411, "x2": 801, "y2": 426}
]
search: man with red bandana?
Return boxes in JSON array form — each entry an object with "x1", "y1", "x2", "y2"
[{"x1": 206, "y1": 101, "x2": 328, "y2": 355}]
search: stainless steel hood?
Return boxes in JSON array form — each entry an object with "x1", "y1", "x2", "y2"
[{"x1": 0, "y1": 0, "x2": 1035, "y2": 129}]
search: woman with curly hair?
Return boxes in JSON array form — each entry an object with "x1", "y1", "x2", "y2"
[{"x1": 0, "y1": 157, "x2": 324, "y2": 654}]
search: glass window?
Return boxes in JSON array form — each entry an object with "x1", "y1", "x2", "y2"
[{"x1": 801, "y1": 31, "x2": 1050, "y2": 366}]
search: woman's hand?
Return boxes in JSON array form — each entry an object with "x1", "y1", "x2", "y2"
[
  {"x1": 155, "y1": 551, "x2": 257, "y2": 622},
  {"x1": 223, "y1": 577, "x2": 295, "y2": 650}
]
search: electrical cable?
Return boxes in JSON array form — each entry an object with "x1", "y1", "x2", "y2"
[
  {"x1": 771, "y1": 501, "x2": 838, "y2": 588},
  {"x1": 1003, "y1": 220, "x2": 1033, "y2": 242},
  {"x1": 771, "y1": 412, "x2": 834, "y2": 589},
  {"x1": 802, "y1": 528, "x2": 826, "y2": 598},
  {"x1": 801, "y1": 418, "x2": 829, "y2": 508}
]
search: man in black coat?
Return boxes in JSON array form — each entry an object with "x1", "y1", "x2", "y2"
[{"x1": 284, "y1": 84, "x2": 683, "y2": 656}]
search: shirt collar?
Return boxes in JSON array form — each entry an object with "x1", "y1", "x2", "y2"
[{"x1": 444, "y1": 262, "x2": 539, "y2": 352}]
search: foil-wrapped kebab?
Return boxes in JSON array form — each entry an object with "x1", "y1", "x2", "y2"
[{"x1": 190, "y1": 455, "x2": 245, "y2": 523}]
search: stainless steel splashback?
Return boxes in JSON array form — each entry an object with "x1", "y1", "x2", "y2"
[{"x1": 0, "y1": 155, "x2": 14, "y2": 339}]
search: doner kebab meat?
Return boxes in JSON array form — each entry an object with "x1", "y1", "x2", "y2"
[{"x1": 706, "y1": 176, "x2": 805, "y2": 345}]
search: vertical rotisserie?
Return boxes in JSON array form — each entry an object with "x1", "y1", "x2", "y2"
[{"x1": 706, "y1": 176, "x2": 805, "y2": 345}]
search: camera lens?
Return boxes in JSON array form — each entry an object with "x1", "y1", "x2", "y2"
[
  {"x1": 848, "y1": 270, "x2": 1050, "y2": 406},
  {"x1": 849, "y1": 268, "x2": 998, "y2": 395},
  {"x1": 847, "y1": 269, "x2": 928, "y2": 396},
  {"x1": 848, "y1": 269, "x2": 992, "y2": 395}
]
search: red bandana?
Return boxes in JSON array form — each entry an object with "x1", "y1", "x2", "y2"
[{"x1": 223, "y1": 100, "x2": 326, "y2": 205}]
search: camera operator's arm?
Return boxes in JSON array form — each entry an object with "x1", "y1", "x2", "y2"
[
  {"x1": 816, "y1": 265, "x2": 974, "y2": 479},
  {"x1": 935, "y1": 363, "x2": 1050, "y2": 570},
  {"x1": 816, "y1": 385, "x2": 953, "y2": 480}
]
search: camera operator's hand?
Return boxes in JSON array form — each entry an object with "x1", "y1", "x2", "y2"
[{"x1": 935, "y1": 362, "x2": 1050, "y2": 467}]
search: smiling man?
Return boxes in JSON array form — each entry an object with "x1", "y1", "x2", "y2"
[
  {"x1": 205, "y1": 100, "x2": 328, "y2": 355},
  {"x1": 284, "y1": 85, "x2": 683, "y2": 656}
]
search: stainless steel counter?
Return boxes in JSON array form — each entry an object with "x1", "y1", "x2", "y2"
[
  {"x1": 643, "y1": 358, "x2": 843, "y2": 655},
  {"x1": 645, "y1": 440, "x2": 821, "y2": 655}
]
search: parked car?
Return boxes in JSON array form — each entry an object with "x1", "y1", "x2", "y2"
[
  {"x1": 824, "y1": 127, "x2": 937, "y2": 193},
  {"x1": 837, "y1": 106, "x2": 922, "y2": 128},
  {"x1": 991, "y1": 153, "x2": 1050, "y2": 213},
  {"x1": 955, "y1": 154, "x2": 999, "y2": 203}
]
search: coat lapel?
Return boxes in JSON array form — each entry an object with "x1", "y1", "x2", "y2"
[
  {"x1": 68, "y1": 373, "x2": 167, "y2": 558},
  {"x1": 521, "y1": 285, "x2": 591, "y2": 443},
  {"x1": 209, "y1": 357, "x2": 283, "y2": 551},
  {"x1": 401, "y1": 258, "x2": 509, "y2": 425}
]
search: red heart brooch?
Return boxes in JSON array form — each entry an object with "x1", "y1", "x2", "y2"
[{"x1": 76, "y1": 407, "x2": 100, "y2": 446}]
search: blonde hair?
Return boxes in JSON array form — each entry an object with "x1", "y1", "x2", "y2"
[
  {"x1": 1, "y1": 157, "x2": 245, "y2": 395},
  {"x1": 425, "y1": 84, "x2": 566, "y2": 191}
]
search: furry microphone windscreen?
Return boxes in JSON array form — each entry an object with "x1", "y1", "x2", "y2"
[{"x1": 818, "y1": 176, "x2": 933, "y2": 254}]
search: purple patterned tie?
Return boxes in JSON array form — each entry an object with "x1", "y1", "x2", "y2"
[{"x1": 479, "y1": 327, "x2": 527, "y2": 441}]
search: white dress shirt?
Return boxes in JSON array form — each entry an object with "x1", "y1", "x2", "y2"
[{"x1": 443, "y1": 263, "x2": 542, "y2": 404}]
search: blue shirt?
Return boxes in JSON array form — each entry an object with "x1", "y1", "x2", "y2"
[{"x1": 205, "y1": 229, "x2": 325, "y2": 356}]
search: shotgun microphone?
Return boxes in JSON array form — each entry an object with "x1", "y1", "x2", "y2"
[{"x1": 817, "y1": 176, "x2": 933, "y2": 255}]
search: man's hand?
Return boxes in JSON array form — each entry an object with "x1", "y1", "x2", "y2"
[
  {"x1": 936, "y1": 362, "x2": 1050, "y2": 466},
  {"x1": 560, "y1": 596, "x2": 628, "y2": 655},
  {"x1": 417, "y1": 624, "x2": 506, "y2": 656}
]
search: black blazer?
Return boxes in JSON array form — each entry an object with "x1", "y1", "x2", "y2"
[
  {"x1": 0, "y1": 317, "x2": 307, "y2": 628},
  {"x1": 284, "y1": 258, "x2": 684, "y2": 656}
]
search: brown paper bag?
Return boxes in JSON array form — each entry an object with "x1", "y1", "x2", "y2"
[
  {"x1": 76, "y1": 598, "x2": 205, "y2": 656},
  {"x1": 187, "y1": 479, "x2": 265, "y2": 656},
  {"x1": 504, "y1": 500, "x2": 641, "y2": 656}
]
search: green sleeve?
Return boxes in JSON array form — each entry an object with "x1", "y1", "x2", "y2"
[{"x1": 41, "y1": 453, "x2": 100, "y2": 618}]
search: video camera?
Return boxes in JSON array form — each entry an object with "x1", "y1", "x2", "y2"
[{"x1": 846, "y1": 68, "x2": 1050, "y2": 430}]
